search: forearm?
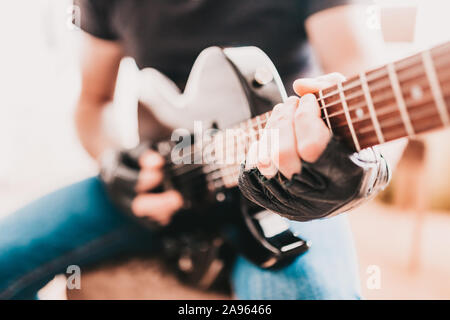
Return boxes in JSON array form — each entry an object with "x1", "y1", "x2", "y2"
[
  {"x1": 74, "y1": 34, "x2": 124, "y2": 161},
  {"x1": 75, "y1": 97, "x2": 120, "y2": 162}
]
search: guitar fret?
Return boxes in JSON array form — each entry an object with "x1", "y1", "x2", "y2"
[
  {"x1": 337, "y1": 82, "x2": 361, "y2": 151},
  {"x1": 319, "y1": 90, "x2": 333, "y2": 132},
  {"x1": 360, "y1": 72, "x2": 385, "y2": 144},
  {"x1": 387, "y1": 62, "x2": 416, "y2": 137},
  {"x1": 192, "y1": 42, "x2": 450, "y2": 193},
  {"x1": 256, "y1": 116, "x2": 263, "y2": 138},
  {"x1": 422, "y1": 49, "x2": 450, "y2": 126}
]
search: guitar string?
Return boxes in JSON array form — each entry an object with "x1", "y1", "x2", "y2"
[
  {"x1": 167, "y1": 87, "x2": 448, "y2": 190},
  {"x1": 197, "y1": 54, "x2": 450, "y2": 185},
  {"x1": 166, "y1": 86, "x2": 449, "y2": 189},
  {"x1": 213, "y1": 105, "x2": 448, "y2": 184},
  {"x1": 199, "y1": 94, "x2": 449, "y2": 187},
  {"x1": 163, "y1": 72, "x2": 448, "y2": 180},
  {"x1": 202, "y1": 54, "x2": 450, "y2": 151},
  {"x1": 165, "y1": 98, "x2": 447, "y2": 193}
]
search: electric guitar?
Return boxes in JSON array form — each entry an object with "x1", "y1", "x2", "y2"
[{"x1": 136, "y1": 42, "x2": 450, "y2": 269}]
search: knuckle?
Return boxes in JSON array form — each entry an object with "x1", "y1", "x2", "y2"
[{"x1": 276, "y1": 113, "x2": 290, "y2": 122}]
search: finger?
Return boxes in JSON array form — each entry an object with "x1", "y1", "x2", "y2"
[
  {"x1": 294, "y1": 94, "x2": 331, "y2": 163},
  {"x1": 265, "y1": 97, "x2": 301, "y2": 179},
  {"x1": 256, "y1": 136, "x2": 278, "y2": 179},
  {"x1": 131, "y1": 190, "x2": 183, "y2": 225},
  {"x1": 135, "y1": 168, "x2": 164, "y2": 193},
  {"x1": 293, "y1": 72, "x2": 346, "y2": 96},
  {"x1": 139, "y1": 149, "x2": 165, "y2": 169}
]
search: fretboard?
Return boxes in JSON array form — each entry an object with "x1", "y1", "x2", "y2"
[{"x1": 210, "y1": 41, "x2": 450, "y2": 190}]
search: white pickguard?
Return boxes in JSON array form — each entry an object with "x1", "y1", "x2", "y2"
[{"x1": 138, "y1": 46, "x2": 250, "y2": 133}]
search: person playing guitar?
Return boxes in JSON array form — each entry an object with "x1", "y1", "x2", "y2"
[{"x1": 0, "y1": 0, "x2": 413, "y2": 299}]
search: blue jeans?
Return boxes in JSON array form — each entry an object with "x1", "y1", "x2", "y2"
[{"x1": 0, "y1": 177, "x2": 361, "y2": 300}]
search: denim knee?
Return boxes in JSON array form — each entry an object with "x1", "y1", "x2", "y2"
[{"x1": 231, "y1": 215, "x2": 362, "y2": 300}]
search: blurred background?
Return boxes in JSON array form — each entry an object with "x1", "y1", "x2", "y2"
[{"x1": 0, "y1": 0, "x2": 449, "y2": 299}]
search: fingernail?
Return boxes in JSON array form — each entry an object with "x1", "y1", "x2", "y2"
[{"x1": 132, "y1": 197, "x2": 144, "y2": 214}]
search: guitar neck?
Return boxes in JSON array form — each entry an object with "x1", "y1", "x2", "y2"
[
  {"x1": 317, "y1": 41, "x2": 450, "y2": 151},
  {"x1": 243, "y1": 41, "x2": 450, "y2": 152},
  {"x1": 212, "y1": 41, "x2": 450, "y2": 189}
]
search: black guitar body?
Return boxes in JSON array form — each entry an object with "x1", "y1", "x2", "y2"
[{"x1": 136, "y1": 46, "x2": 309, "y2": 273}]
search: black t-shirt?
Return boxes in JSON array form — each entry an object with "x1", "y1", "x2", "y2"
[{"x1": 74, "y1": 0, "x2": 349, "y2": 92}]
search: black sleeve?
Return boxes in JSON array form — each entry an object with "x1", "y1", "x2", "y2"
[{"x1": 73, "y1": 0, "x2": 118, "y2": 40}]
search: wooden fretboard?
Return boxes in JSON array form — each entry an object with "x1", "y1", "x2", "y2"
[{"x1": 212, "y1": 41, "x2": 450, "y2": 189}]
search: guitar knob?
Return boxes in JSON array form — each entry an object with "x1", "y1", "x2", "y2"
[{"x1": 254, "y1": 66, "x2": 273, "y2": 86}]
